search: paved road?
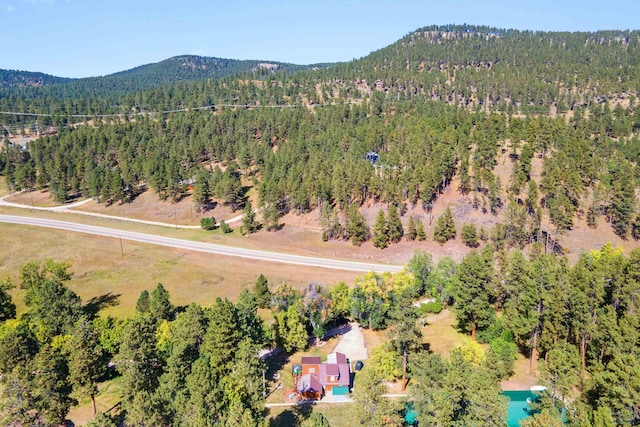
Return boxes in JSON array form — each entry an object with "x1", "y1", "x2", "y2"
[{"x1": 0, "y1": 215, "x2": 403, "y2": 273}]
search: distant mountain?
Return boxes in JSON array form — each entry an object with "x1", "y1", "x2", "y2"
[
  {"x1": 331, "y1": 24, "x2": 640, "y2": 111},
  {"x1": 0, "y1": 55, "x2": 331, "y2": 98},
  {"x1": 2, "y1": 24, "x2": 639, "y2": 116},
  {"x1": 0, "y1": 69, "x2": 70, "y2": 88}
]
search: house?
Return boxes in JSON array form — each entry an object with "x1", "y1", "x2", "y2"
[{"x1": 295, "y1": 352, "x2": 351, "y2": 402}]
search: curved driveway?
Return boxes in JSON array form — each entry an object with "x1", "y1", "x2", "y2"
[{"x1": 0, "y1": 215, "x2": 403, "y2": 273}]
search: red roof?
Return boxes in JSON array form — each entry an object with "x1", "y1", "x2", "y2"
[
  {"x1": 301, "y1": 356, "x2": 321, "y2": 364},
  {"x1": 326, "y1": 363, "x2": 340, "y2": 376}
]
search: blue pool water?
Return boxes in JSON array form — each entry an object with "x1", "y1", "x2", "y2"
[
  {"x1": 405, "y1": 391, "x2": 543, "y2": 426},
  {"x1": 503, "y1": 390, "x2": 537, "y2": 427}
]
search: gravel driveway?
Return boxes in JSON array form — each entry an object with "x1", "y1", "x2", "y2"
[{"x1": 331, "y1": 322, "x2": 369, "y2": 361}]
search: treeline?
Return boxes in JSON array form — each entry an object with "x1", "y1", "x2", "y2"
[{"x1": 324, "y1": 25, "x2": 640, "y2": 111}]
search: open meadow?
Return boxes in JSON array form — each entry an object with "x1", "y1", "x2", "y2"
[{"x1": 0, "y1": 220, "x2": 362, "y2": 318}]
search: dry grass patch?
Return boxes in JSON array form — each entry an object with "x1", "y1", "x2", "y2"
[
  {"x1": 72, "y1": 190, "x2": 228, "y2": 226},
  {"x1": 268, "y1": 402, "x2": 356, "y2": 427},
  {"x1": 0, "y1": 223, "x2": 361, "y2": 318},
  {"x1": 66, "y1": 376, "x2": 123, "y2": 426},
  {"x1": 421, "y1": 309, "x2": 466, "y2": 357},
  {"x1": 4, "y1": 188, "x2": 61, "y2": 207},
  {"x1": 361, "y1": 327, "x2": 388, "y2": 353},
  {"x1": 0, "y1": 177, "x2": 9, "y2": 197}
]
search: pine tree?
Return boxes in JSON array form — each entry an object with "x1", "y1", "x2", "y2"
[
  {"x1": 415, "y1": 219, "x2": 427, "y2": 241},
  {"x1": 253, "y1": 274, "x2": 271, "y2": 309},
  {"x1": 461, "y1": 223, "x2": 479, "y2": 247},
  {"x1": 433, "y1": 206, "x2": 456, "y2": 245},
  {"x1": 67, "y1": 318, "x2": 105, "y2": 416},
  {"x1": 219, "y1": 219, "x2": 232, "y2": 233},
  {"x1": 372, "y1": 209, "x2": 389, "y2": 249},
  {"x1": 191, "y1": 171, "x2": 211, "y2": 212},
  {"x1": 346, "y1": 204, "x2": 370, "y2": 246},
  {"x1": 452, "y1": 250, "x2": 495, "y2": 339},
  {"x1": 150, "y1": 283, "x2": 174, "y2": 322},
  {"x1": 406, "y1": 216, "x2": 417, "y2": 241},
  {"x1": 241, "y1": 201, "x2": 259, "y2": 235},
  {"x1": 387, "y1": 204, "x2": 404, "y2": 243},
  {"x1": 136, "y1": 290, "x2": 150, "y2": 313}
]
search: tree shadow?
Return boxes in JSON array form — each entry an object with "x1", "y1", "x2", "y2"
[
  {"x1": 265, "y1": 351, "x2": 290, "y2": 383},
  {"x1": 123, "y1": 186, "x2": 147, "y2": 204},
  {"x1": 268, "y1": 403, "x2": 314, "y2": 426},
  {"x1": 84, "y1": 292, "x2": 121, "y2": 317},
  {"x1": 266, "y1": 223, "x2": 285, "y2": 232},
  {"x1": 268, "y1": 408, "x2": 297, "y2": 427},
  {"x1": 420, "y1": 342, "x2": 433, "y2": 353}
]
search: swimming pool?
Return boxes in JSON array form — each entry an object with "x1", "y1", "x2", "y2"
[
  {"x1": 405, "y1": 391, "x2": 542, "y2": 426},
  {"x1": 503, "y1": 390, "x2": 537, "y2": 426}
]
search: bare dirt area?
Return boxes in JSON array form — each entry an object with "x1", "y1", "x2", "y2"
[
  {"x1": 5, "y1": 188, "x2": 62, "y2": 207},
  {"x1": 71, "y1": 189, "x2": 236, "y2": 226},
  {"x1": 501, "y1": 355, "x2": 539, "y2": 390}
]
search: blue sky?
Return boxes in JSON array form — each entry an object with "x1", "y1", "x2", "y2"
[{"x1": 1, "y1": 0, "x2": 639, "y2": 78}]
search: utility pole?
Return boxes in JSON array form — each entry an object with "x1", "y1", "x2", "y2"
[
  {"x1": 120, "y1": 237, "x2": 124, "y2": 257},
  {"x1": 174, "y1": 211, "x2": 178, "y2": 229}
]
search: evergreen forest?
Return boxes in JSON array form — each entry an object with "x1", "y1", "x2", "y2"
[{"x1": 1, "y1": 24, "x2": 640, "y2": 426}]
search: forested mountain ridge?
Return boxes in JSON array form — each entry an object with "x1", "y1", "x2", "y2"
[
  {"x1": 320, "y1": 24, "x2": 640, "y2": 112},
  {"x1": 0, "y1": 69, "x2": 70, "y2": 89},
  {"x1": 3, "y1": 25, "x2": 640, "y2": 119},
  {"x1": 0, "y1": 54, "x2": 328, "y2": 100}
]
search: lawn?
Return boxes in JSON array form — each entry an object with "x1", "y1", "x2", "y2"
[
  {"x1": 268, "y1": 402, "x2": 356, "y2": 427},
  {"x1": 421, "y1": 309, "x2": 467, "y2": 357}
]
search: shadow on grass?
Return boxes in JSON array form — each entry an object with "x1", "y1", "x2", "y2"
[
  {"x1": 268, "y1": 403, "x2": 313, "y2": 427},
  {"x1": 85, "y1": 292, "x2": 121, "y2": 316},
  {"x1": 265, "y1": 350, "x2": 290, "y2": 383}
]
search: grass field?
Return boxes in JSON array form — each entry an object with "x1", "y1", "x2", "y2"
[
  {"x1": 268, "y1": 402, "x2": 356, "y2": 427},
  {"x1": 421, "y1": 309, "x2": 467, "y2": 356},
  {"x1": 0, "y1": 220, "x2": 362, "y2": 318}
]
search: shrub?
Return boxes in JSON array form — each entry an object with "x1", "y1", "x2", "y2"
[
  {"x1": 200, "y1": 216, "x2": 216, "y2": 230},
  {"x1": 219, "y1": 219, "x2": 232, "y2": 233},
  {"x1": 418, "y1": 300, "x2": 442, "y2": 315}
]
